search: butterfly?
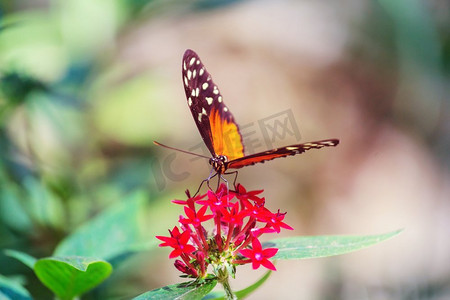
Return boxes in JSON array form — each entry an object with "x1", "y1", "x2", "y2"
[{"x1": 154, "y1": 49, "x2": 339, "y2": 179}]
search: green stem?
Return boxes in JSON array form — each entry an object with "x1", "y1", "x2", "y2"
[{"x1": 217, "y1": 268, "x2": 236, "y2": 300}]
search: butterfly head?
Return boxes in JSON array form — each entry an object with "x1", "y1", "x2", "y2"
[{"x1": 209, "y1": 155, "x2": 228, "y2": 174}]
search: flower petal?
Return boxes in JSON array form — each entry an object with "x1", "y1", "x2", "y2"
[
  {"x1": 251, "y1": 260, "x2": 261, "y2": 270},
  {"x1": 261, "y1": 259, "x2": 277, "y2": 271},
  {"x1": 262, "y1": 248, "x2": 278, "y2": 258},
  {"x1": 239, "y1": 249, "x2": 254, "y2": 259},
  {"x1": 252, "y1": 238, "x2": 263, "y2": 251},
  {"x1": 169, "y1": 248, "x2": 181, "y2": 259}
]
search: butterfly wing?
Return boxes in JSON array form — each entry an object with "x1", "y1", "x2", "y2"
[
  {"x1": 182, "y1": 49, "x2": 244, "y2": 160},
  {"x1": 226, "y1": 139, "x2": 339, "y2": 169}
]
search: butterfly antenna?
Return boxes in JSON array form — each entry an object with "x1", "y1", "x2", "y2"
[{"x1": 153, "y1": 141, "x2": 210, "y2": 159}]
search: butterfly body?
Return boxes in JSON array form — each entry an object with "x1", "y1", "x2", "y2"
[
  {"x1": 209, "y1": 155, "x2": 229, "y2": 174},
  {"x1": 155, "y1": 49, "x2": 339, "y2": 178}
]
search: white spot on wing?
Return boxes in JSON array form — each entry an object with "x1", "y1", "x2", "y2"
[
  {"x1": 202, "y1": 82, "x2": 209, "y2": 90},
  {"x1": 189, "y1": 57, "x2": 196, "y2": 66},
  {"x1": 213, "y1": 86, "x2": 219, "y2": 95},
  {"x1": 202, "y1": 108, "x2": 207, "y2": 115},
  {"x1": 196, "y1": 59, "x2": 200, "y2": 65},
  {"x1": 218, "y1": 96, "x2": 223, "y2": 103},
  {"x1": 206, "y1": 97, "x2": 213, "y2": 105},
  {"x1": 195, "y1": 88, "x2": 200, "y2": 97},
  {"x1": 184, "y1": 76, "x2": 188, "y2": 86},
  {"x1": 187, "y1": 70, "x2": 192, "y2": 80},
  {"x1": 199, "y1": 68, "x2": 204, "y2": 76},
  {"x1": 188, "y1": 97, "x2": 192, "y2": 106},
  {"x1": 286, "y1": 147, "x2": 298, "y2": 150},
  {"x1": 198, "y1": 113, "x2": 202, "y2": 122},
  {"x1": 183, "y1": 61, "x2": 187, "y2": 71},
  {"x1": 192, "y1": 69, "x2": 197, "y2": 78},
  {"x1": 224, "y1": 107, "x2": 228, "y2": 112}
]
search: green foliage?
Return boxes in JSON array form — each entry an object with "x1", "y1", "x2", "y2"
[
  {"x1": 34, "y1": 256, "x2": 112, "y2": 300},
  {"x1": 6, "y1": 251, "x2": 113, "y2": 299},
  {"x1": 267, "y1": 229, "x2": 402, "y2": 260},
  {"x1": 23, "y1": 176, "x2": 65, "y2": 229},
  {"x1": 133, "y1": 279, "x2": 217, "y2": 300},
  {"x1": 204, "y1": 271, "x2": 271, "y2": 300},
  {"x1": 0, "y1": 178, "x2": 32, "y2": 234},
  {"x1": 54, "y1": 191, "x2": 155, "y2": 263},
  {"x1": 4, "y1": 250, "x2": 36, "y2": 269},
  {"x1": 5, "y1": 192, "x2": 156, "y2": 299},
  {"x1": 232, "y1": 271, "x2": 271, "y2": 299},
  {"x1": 0, "y1": 72, "x2": 47, "y2": 105},
  {"x1": 0, "y1": 274, "x2": 32, "y2": 300},
  {"x1": 6, "y1": 249, "x2": 109, "y2": 299}
]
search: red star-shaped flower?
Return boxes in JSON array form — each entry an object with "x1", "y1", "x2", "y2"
[
  {"x1": 220, "y1": 201, "x2": 247, "y2": 226},
  {"x1": 262, "y1": 210, "x2": 293, "y2": 233},
  {"x1": 234, "y1": 184, "x2": 265, "y2": 206},
  {"x1": 241, "y1": 200, "x2": 272, "y2": 222},
  {"x1": 172, "y1": 190, "x2": 206, "y2": 210},
  {"x1": 180, "y1": 205, "x2": 214, "y2": 227},
  {"x1": 156, "y1": 226, "x2": 196, "y2": 258},
  {"x1": 239, "y1": 238, "x2": 278, "y2": 271},
  {"x1": 197, "y1": 190, "x2": 233, "y2": 212}
]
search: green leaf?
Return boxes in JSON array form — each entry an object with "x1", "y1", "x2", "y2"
[
  {"x1": 133, "y1": 279, "x2": 217, "y2": 300},
  {"x1": 34, "y1": 256, "x2": 112, "y2": 300},
  {"x1": 0, "y1": 174, "x2": 32, "y2": 232},
  {"x1": 203, "y1": 271, "x2": 271, "y2": 300},
  {"x1": 54, "y1": 191, "x2": 155, "y2": 263},
  {"x1": 4, "y1": 249, "x2": 37, "y2": 269},
  {"x1": 0, "y1": 274, "x2": 32, "y2": 300},
  {"x1": 265, "y1": 229, "x2": 402, "y2": 260},
  {"x1": 23, "y1": 176, "x2": 65, "y2": 229}
]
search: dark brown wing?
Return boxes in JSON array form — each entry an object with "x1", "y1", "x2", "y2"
[
  {"x1": 226, "y1": 139, "x2": 339, "y2": 169},
  {"x1": 182, "y1": 49, "x2": 244, "y2": 160}
]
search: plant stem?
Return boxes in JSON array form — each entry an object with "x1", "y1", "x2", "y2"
[{"x1": 217, "y1": 268, "x2": 236, "y2": 300}]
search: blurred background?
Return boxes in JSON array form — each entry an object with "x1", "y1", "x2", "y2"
[{"x1": 0, "y1": 0, "x2": 449, "y2": 299}]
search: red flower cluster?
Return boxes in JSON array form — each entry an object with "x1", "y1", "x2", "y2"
[{"x1": 156, "y1": 184, "x2": 293, "y2": 278}]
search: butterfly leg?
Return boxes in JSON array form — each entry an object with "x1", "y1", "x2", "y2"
[
  {"x1": 193, "y1": 180, "x2": 207, "y2": 197},
  {"x1": 218, "y1": 174, "x2": 229, "y2": 194},
  {"x1": 193, "y1": 168, "x2": 217, "y2": 196},
  {"x1": 223, "y1": 171, "x2": 239, "y2": 190},
  {"x1": 206, "y1": 173, "x2": 217, "y2": 191}
]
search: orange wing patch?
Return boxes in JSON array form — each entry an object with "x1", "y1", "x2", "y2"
[{"x1": 209, "y1": 106, "x2": 244, "y2": 160}]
